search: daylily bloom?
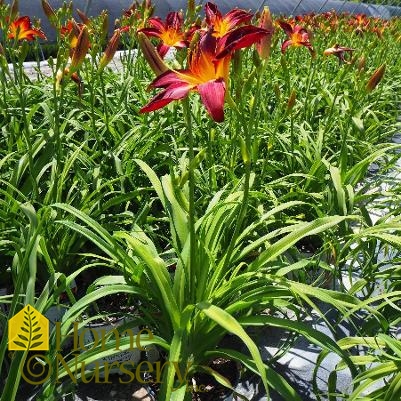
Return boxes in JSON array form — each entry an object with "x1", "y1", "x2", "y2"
[
  {"x1": 323, "y1": 44, "x2": 354, "y2": 64},
  {"x1": 140, "y1": 31, "x2": 229, "y2": 122},
  {"x1": 278, "y1": 20, "x2": 315, "y2": 57},
  {"x1": 140, "y1": 21, "x2": 269, "y2": 122},
  {"x1": 8, "y1": 16, "x2": 46, "y2": 41},
  {"x1": 138, "y1": 12, "x2": 192, "y2": 58},
  {"x1": 204, "y1": 1, "x2": 253, "y2": 38}
]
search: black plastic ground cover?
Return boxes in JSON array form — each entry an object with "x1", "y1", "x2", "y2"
[{"x1": 3, "y1": 1, "x2": 401, "y2": 42}]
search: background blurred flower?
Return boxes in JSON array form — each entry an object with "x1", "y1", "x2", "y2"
[
  {"x1": 7, "y1": 16, "x2": 46, "y2": 41},
  {"x1": 138, "y1": 12, "x2": 191, "y2": 58},
  {"x1": 323, "y1": 44, "x2": 354, "y2": 64},
  {"x1": 204, "y1": 1, "x2": 252, "y2": 38},
  {"x1": 278, "y1": 20, "x2": 315, "y2": 57}
]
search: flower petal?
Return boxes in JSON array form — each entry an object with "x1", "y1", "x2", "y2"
[
  {"x1": 216, "y1": 26, "x2": 270, "y2": 59},
  {"x1": 224, "y1": 9, "x2": 253, "y2": 30},
  {"x1": 197, "y1": 79, "x2": 225, "y2": 122},
  {"x1": 138, "y1": 27, "x2": 162, "y2": 38},
  {"x1": 147, "y1": 17, "x2": 165, "y2": 31},
  {"x1": 281, "y1": 39, "x2": 292, "y2": 53},
  {"x1": 278, "y1": 20, "x2": 294, "y2": 36},
  {"x1": 140, "y1": 82, "x2": 192, "y2": 113},
  {"x1": 205, "y1": 2, "x2": 222, "y2": 27}
]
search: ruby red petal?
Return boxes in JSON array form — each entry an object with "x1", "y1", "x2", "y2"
[
  {"x1": 205, "y1": 2, "x2": 222, "y2": 26},
  {"x1": 148, "y1": 17, "x2": 165, "y2": 31},
  {"x1": 224, "y1": 9, "x2": 253, "y2": 30},
  {"x1": 151, "y1": 70, "x2": 187, "y2": 88},
  {"x1": 216, "y1": 26, "x2": 270, "y2": 59},
  {"x1": 138, "y1": 27, "x2": 162, "y2": 38},
  {"x1": 157, "y1": 43, "x2": 171, "y2": 58},
  {"x1": 281, "y1": 39, "x2": 292, "y2": 53},
  {"x1": 278, "y1": 20, "x2": 294, "y2": 36},
  {"x1": 140, "y1": 82, "x2": 192, "y2": 113},
  {"x1": 197, "y1": 79, "x2": 225, "y2": 122}
]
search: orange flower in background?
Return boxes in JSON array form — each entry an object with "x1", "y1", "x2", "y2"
[
  {"x1": 8, "y1": 16, "x2": 46, "y2": 41},
  {"x1": 278, "y1": 20, "x2": 315, "y2": 57},
  {"x1": 349, "y1": 13, "x2": 370, "y2": 35},
  {"x1": 323, "y1": 44, "x2": 354, "y2": 64},
  {"x1": 138, "y1": 12, "x2": 193, "y2": 58},
  {"x1": 204, "y1": 1, "x2": 253, "y2": 38}
]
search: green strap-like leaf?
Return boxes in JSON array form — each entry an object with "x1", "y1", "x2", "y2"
[{"x1": 196, "y1": 302, "x2": 269, "y2": 396}]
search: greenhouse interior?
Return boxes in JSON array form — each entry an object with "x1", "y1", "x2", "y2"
[{"x1": 0, "y1": 0, "x2": 401, "y2": 400}]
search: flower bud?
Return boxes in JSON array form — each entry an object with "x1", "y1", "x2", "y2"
[
  {"x1": 70, "y1": 25, "x2": 90, "y2": 72},
  {"x1": 274, "y1": 83, "x2": 281, "y2": 100},
  {"x1": 357, "y1": 55, "x2": 366, "y2": 73},
  {"x1": 77, "y1": 9, "x2": 90, "y2": 25},
  {"x1": 101, "y1": 11, "x2": 109, "y2": 40},
  {"x1": 256, "y1": 7, "x2": 274, "y2": 60},
  {"x1": 366, "y1": 64, "x2": 385, "y2": 92},
  {"x1": 286, "y1": 90, "x2": 296, "y2": 113},
  {"x1": 99, "y1": 28, "x2": 120, "y2": 71},
  {"x1": 41, "y1": 0, "x2": 57, "y2": 27},
  {"x1": 9, "y1": 0, "x2": 19, "y2": 21},
  {"x1": 137, "y1": 32, "x2": 168, "y2": 76}
]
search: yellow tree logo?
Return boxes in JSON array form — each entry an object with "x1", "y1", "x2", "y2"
[{"x1": 8, "y1": 305, "x2": 49, "y2": 351}]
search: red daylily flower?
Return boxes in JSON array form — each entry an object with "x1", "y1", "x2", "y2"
[
  {"x1": 204, "y1": 1, "x2": 253, "y2": 38},
  {"x1": 323, "y1": 44, "x2": 354, "y2": 64},
  {"x1": 8, "y1": 16, "x2": 46, "y2": 41},
  {"x1": 140, "y1": 31, "x2": 229, "y2": 122},
  {"x1": 278, "y1": 20, "x2": 315, "y2": 57},
  {"x1": 138, "y1": 12, "x2": 193, "y2": 58},
  {"x1": 140, "y1": 22, "x2": 269, "y2": 122}
]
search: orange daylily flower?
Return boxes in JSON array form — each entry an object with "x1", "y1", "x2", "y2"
[
  {"x1": 204, "y1": 1, "x2": 253, "y2": 38},
  {"x1": 278, "y1": 20, "x2": 315, "y2": 57},
  {"x1": 8, "y1": 16, "x2": 46, "y2": 41},
  {"x1": 138, "y1": 12, "x2": 193, "y2": 58},
  {"x1": 140, "y1": 25, "x2": 268, "y2": 122},
  {"x1": 323, "y1": 44, "x2": 354, "y2": 64}
]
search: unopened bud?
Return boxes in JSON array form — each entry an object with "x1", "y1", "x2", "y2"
[
  {"x1": 286, "y1": 90, "x2": 296, "y2": 112},
  {"x1": 256, "y1": 6, "x2": 274, "y2": 60},
  {"x1": 274, "y1": 83, "x2": 281, "y2": 100},
  {"x1": 137, "y1": 32, "x2": 168, "y2": 76},
  {"x1": 189, "y1": 30, "x2": 200, "y2": 51},
  {"x1": 366, "y1": 64, "x2": 385, "y2": 92},
  {"x1": 101, "y1": 11, "x2": 109, "y2": 39},
  {"x1": 41, "y1": 0, "x2": 57, "y2": 27},
  {"x1": 70, "y1": 26, "x2": 90, "y2": 71},
  {"x1": 357, "y1": 55, "x2": 366, "y2": 73},
  {"x1": 187, "y1": 0, "x2": 195, "y2": 21},
  {"x1": 77, "y1": 9, "x2": 90, "y2": 25},
  {"x1": 99, "y1": 29, "x2": 120, "y2": 71},
  {"x1": 9, "y1": 0, "x2": 19, "y2": 21}
]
